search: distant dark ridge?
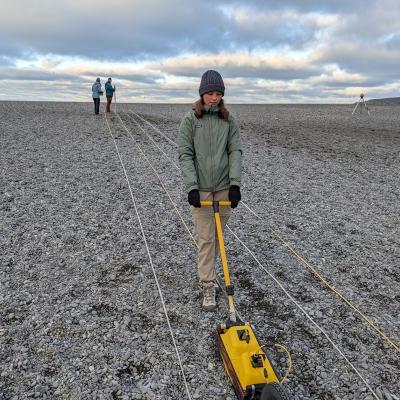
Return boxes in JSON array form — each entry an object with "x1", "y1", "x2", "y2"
[{"x1": 366, "y1": 97, "x2": 400, "y2": 105}]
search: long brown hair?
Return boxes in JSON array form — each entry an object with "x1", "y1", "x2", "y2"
[{"x1": 194, "y1": 98, "x2": 229, "y2": 121}]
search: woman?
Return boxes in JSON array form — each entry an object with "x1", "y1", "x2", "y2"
[
  {"x1": 92, "y1": 77, "x2": 102, "y2": 115},
  {"x1": 178, "y1": 70, "x2": 242, "y2": 310}
]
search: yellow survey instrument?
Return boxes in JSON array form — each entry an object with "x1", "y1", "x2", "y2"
[{"x1": 201, "y1": 201, "x2": 290, "y2": 400}]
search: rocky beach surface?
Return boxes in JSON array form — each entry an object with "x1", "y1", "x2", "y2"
[{"x1": 1, "y1": 101, "x2": 399, "y2": 399}]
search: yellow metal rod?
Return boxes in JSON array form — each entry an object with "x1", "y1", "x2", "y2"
[
  {"x1": 215, "y1": 210, "x2": 231, "y2": 287},
  {"x1": 200, "y1": 201, "x2": 231, "y2": 207},
  {"x1": 200, "y1": 201, "x2": 236, "y2": 317}
]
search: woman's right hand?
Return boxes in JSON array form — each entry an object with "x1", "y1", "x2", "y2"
[{"x1": 188, "y1": 189, "x2": 201, "y2": 208}]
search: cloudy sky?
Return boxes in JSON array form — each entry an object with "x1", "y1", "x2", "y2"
[{"x1": 0, "y1": 0, "x2": 399, "y2": 103}]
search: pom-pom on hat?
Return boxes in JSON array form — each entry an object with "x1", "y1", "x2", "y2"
[{"x1": 199, "y1": 70, "x2": 225, "y2": 96}]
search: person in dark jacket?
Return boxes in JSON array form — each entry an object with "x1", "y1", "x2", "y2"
[
  {"x1": 105, "y1": 78, "x2": 115, "y2": 112},
  {"x1": 92, "y1": 77, "x2": 102, "y2": 114},
  {"x1": 178, "y1": 70, "x2": 242, "y2": 310}
]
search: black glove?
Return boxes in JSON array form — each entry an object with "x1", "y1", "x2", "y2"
[
  {"x1": 188, "y1": 189, "x2": 201, "y2": 208},
  {"x1": 229, "y1": 185, "x2": 241, "y2": 208}
]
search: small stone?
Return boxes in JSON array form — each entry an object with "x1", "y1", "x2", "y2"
[{"x1": 376, "y1": 388, "x2": 384, "y2": 400}]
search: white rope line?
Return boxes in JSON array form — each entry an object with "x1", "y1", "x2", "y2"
[
  {"x1": 240, "y1": 201, "x2": 400, "y2": 354},
  {"x1": 128, "y1": 111, "x2": 399, "y2": 353},
  {"x1": 125, "y1": 112, "x2": 180, "y2": 169},
  {"x1": 125, "y1": 111, "x2": 381, "y2": 398},
  {"x1": 132, "y1": 111, "x2": 178, "y2": 147},
  {"x1": 227, "y1": 226, "x2": 380, "y2": 400},
  {"x1": 118, "y1": 113, "x2": 196, "y2": 247},
  {"x1": 104, "y1": 114, "x2": 192, "y2": 400}
]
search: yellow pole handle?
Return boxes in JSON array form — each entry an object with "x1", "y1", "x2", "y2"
[
  {"x1": 214, "y1": 210, "x2": 231, "y2": 287},
  {"x1": 200, "y1": 201, "x2": 236, "y2": 319},
  {"x1": 200, "y1": 201, "x2": 231, "y2": 207}
]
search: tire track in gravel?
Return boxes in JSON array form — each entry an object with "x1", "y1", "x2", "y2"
[{"x1": 118, "y1": 109, "x2": 399, "y2": 399}]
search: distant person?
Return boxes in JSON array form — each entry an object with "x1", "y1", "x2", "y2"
[
  {"x1": 105, "y1": 77, "x2": 116, "y2": 113},
  {"x1": 178, "y1": 70, "x2": 242, "y2": 311},
  {"x1": 92, "y1": 77, "x2": 103, "y2": 115}
]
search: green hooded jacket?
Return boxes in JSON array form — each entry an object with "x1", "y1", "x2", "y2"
[{"x1": 178, "y1": 106, "x2": 242, "y2": 193}]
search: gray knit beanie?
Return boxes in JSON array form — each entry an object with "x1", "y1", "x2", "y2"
[{"x1": 199, "y1": 70, "x2": 225, "y2": 96}]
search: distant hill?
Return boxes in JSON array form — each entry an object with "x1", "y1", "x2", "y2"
[{"x1": 366, "y1": 97, "x2": 400, "y2": 105}]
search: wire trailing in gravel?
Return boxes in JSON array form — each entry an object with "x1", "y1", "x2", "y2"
[{"x1": 242, "y1": 202, "x2": 400, "y2": 355}]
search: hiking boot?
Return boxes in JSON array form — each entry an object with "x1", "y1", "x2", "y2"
[{"x1": 202, "y1": 281, "x2": 216, "y2": 311}]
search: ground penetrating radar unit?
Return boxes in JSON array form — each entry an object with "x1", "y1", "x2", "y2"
[{"x1": 201, "y1": 200, "x2": 292, "y2": 400}]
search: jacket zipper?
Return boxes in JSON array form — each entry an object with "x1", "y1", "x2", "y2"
[{"x1": 209, "y1": 114, "x2": 215, "y2": 192}]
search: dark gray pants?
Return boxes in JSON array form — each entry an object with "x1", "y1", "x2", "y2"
[{"x1": 93, "y1": 98, "x2": 100, "y2": 114}]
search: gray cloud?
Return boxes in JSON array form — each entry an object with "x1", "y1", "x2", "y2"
[
  {"x1": 162, "y1": 64, "x2": 322, "y2": 81},
  {"x1": 111, "y1": 74, "x2": 161, "y2": 84},
  {"x1": 221, "y1": 0, "x2": 384, "y2": 14},
  {"x1": 1, "y1": 0, "x2": 397, "y2": 69},
  {"x1": 0, "y1": 0, "x2": 340, "y2": 60},
  {"x1": 0, "y1": 67, "x2": 77, "y2": 81},
  {"x1": 0, "y1": 56, "x2": 15, "y2": 67},
  {"x1": 317, "y1": 44, "x2": 400, "y2": 82},
  {"x1": 220, "y1": 11, "x2": 322, "y2": 51},
  {"x1": 0, "y1": 0, "x2": 399, "y2": 102},
  {"x1": 1, "y1": 0, "x2": 397, "y2": 60},
  {"x1": 385, "y1": 33, "x2": 400, "y2": 50},
  {"x1": 0, "y1": 1, "x2": 224, "y2": 59}
]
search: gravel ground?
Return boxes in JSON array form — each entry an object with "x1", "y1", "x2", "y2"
[{"x1": 0, "y1": 101, "x2": 399, "y2": 400}]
